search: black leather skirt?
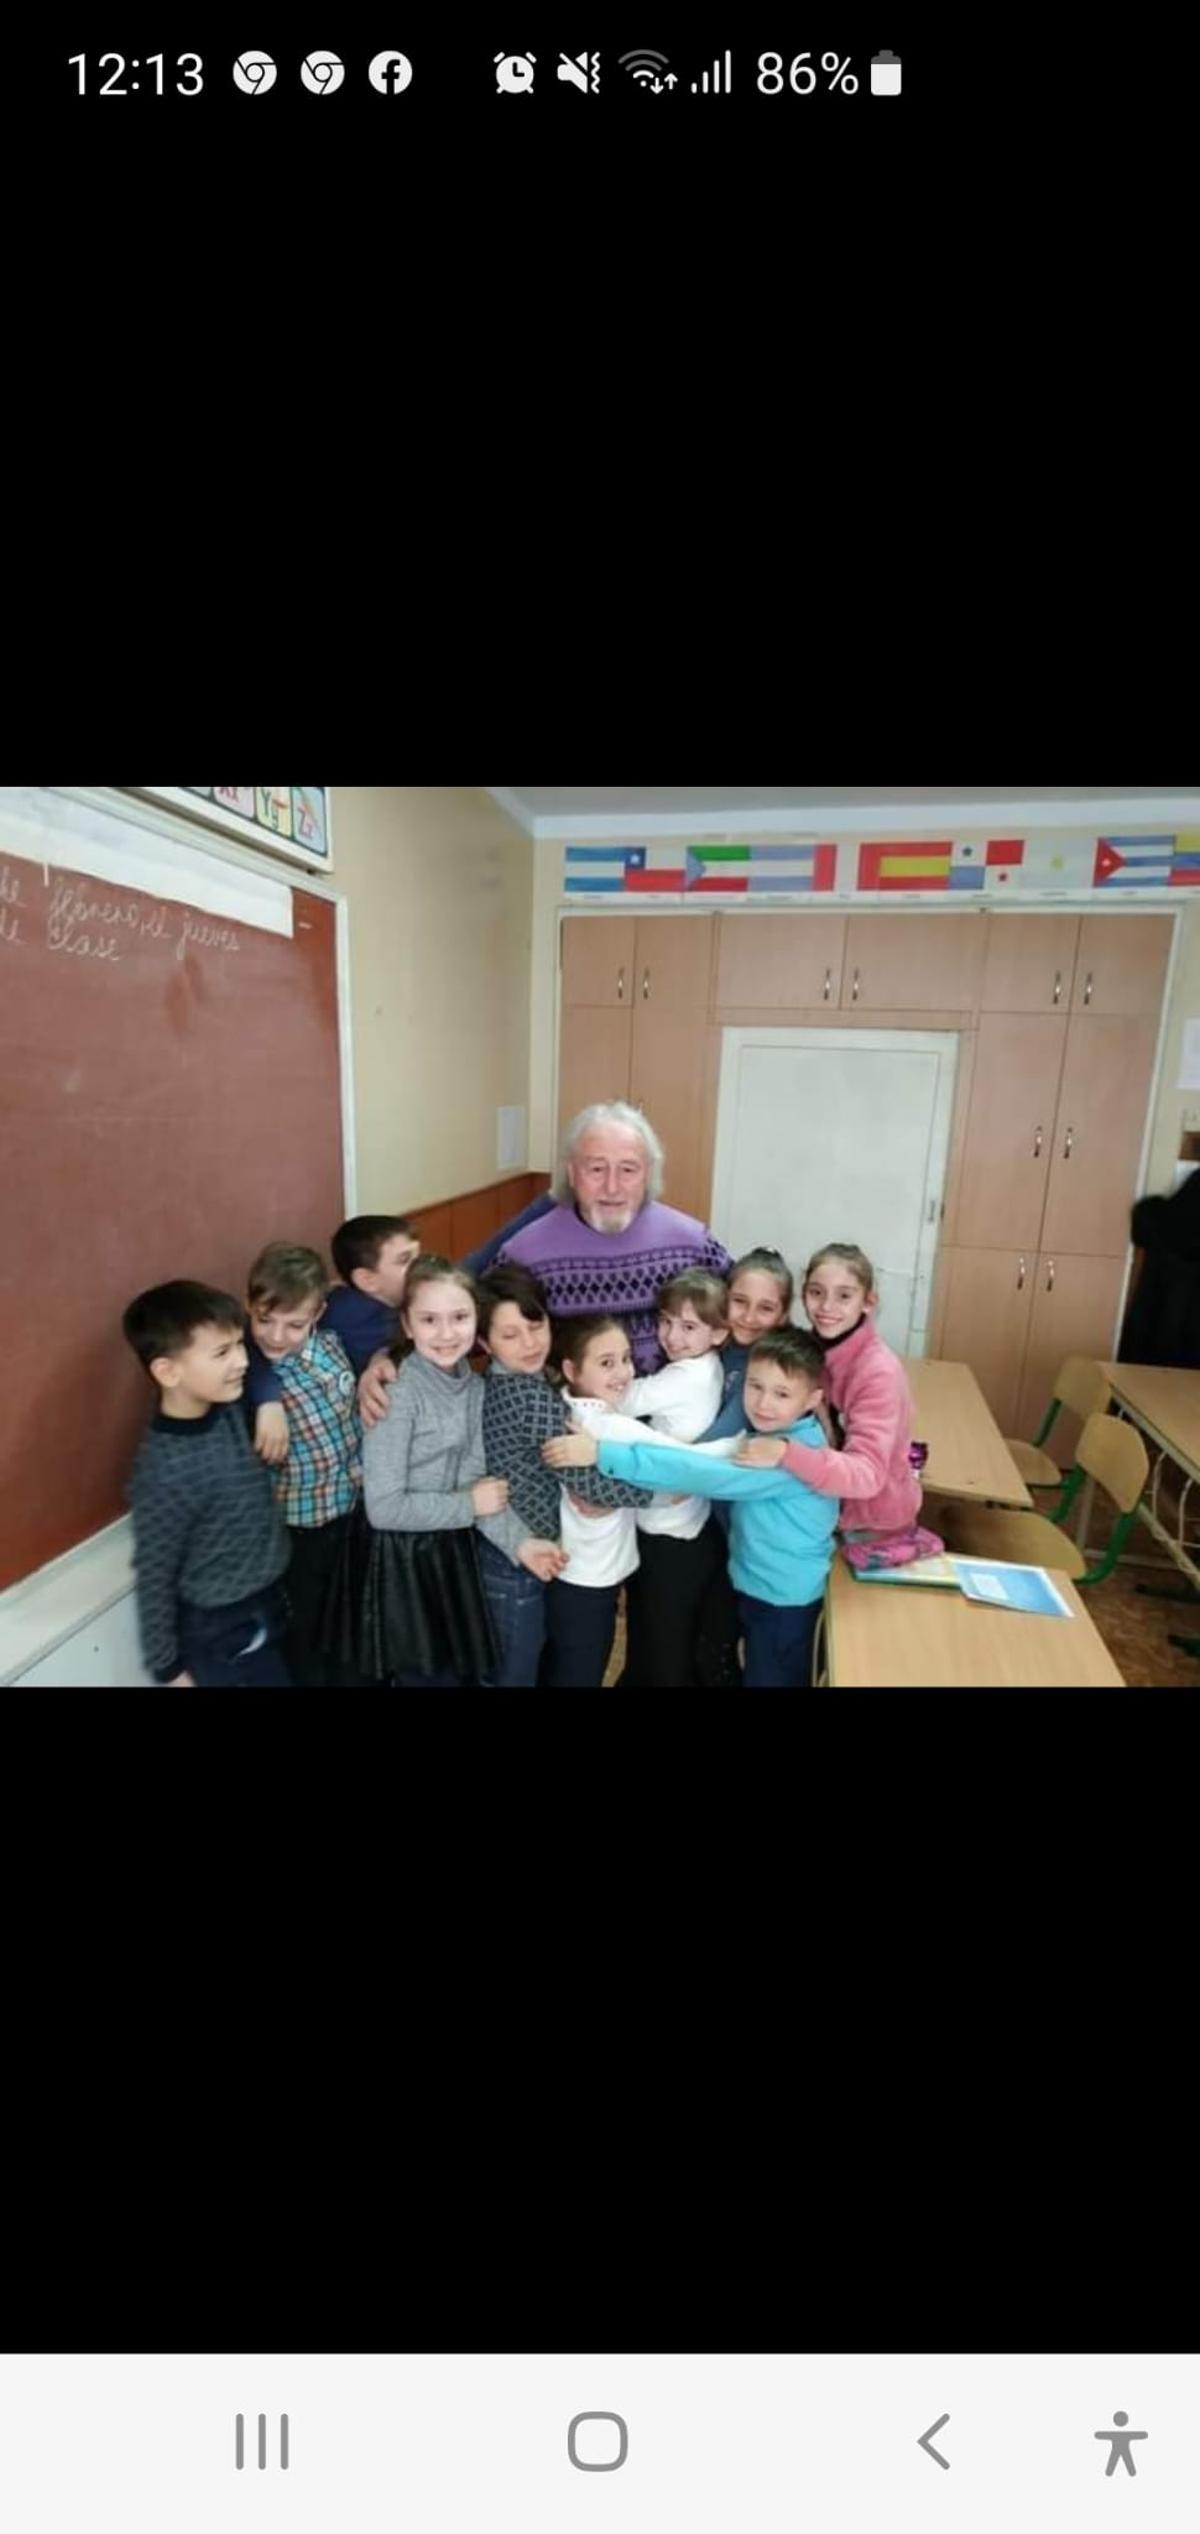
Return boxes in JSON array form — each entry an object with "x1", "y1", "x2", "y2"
[{"x1": 325, "y1": 1503, "x2": 498, "y2": 1684}]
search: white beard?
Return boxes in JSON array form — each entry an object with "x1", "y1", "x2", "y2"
[{"x1": 578, "y1": 1199, "x2": 639, "y2": 1236}]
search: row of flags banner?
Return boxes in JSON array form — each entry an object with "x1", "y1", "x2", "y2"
[{"x1": 564, "y1": 835, "x2": 1200, "y2": 895}]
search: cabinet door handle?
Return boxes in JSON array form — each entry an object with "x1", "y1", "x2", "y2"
[
  {"x1": 851, "y1": 966, "x2": 860, "y2": 1002},
  {"x1": 1017, "y1": 1256, "x2": 1026, "y2": 1290},
  {"x1": 616, "y1": 966, "x2": 625, "y2": 1001},
  {"x1": 823, "y1": 967, "x2": 832, "y2": 1002},
  {"x1": 1046, "y1": 1259, "x2": 1056, "y2": 1292},
  {"x1": 1063, "y1": 1126, "x2": 1074, "y2": 1159},
  {"x1": 641, "y1": 967, "x2": 650, "y2": 1000},
  {"x1": 1033, "y1": 1125, "x2": 1043, "y2": 1158},
  {"x1": 1052, "y1": 970, "x2": 1062, "y2": 1003},
  {"x1": 1083, "y1": 970, "x2": 1094, "y2": 1005}
]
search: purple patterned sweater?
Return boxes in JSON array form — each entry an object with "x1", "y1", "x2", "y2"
[{"x1": 496, "y1": 1201, "x2": 733, "y2": 1374}]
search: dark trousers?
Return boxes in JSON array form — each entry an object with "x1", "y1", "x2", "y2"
[
  {"x1": 540, "y1": 1579, "x2": 621, "y2": 1688},
  {"x1": 286, "y1": 1513, "x2": 366, "y2": 1687},
  {"x1": 177, "y1": 1579, "x2": 293, "y2": 1688},
  {"x1": 737, "y1": 1591, "x2": 823, "y2": 1689},
  {"x1": 478, "y1": 1535, "x2": 546, "y2": 1686},
  {"x1": 623, "y1": 1523, "x2": 724, "y2": 1687},
  {"x1": 694, "y1": 1550, "x2": 744, "y2": 1688}
]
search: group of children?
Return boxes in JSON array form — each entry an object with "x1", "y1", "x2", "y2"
[{"x1": 121, "y1": 1213, "x2": 920, "y2": 1690}]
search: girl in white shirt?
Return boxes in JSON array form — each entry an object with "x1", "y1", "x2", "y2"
[
  {"x1": 541, "y1": 1315, "x2": 651, "y2": 1688},
  {"x1": 566, "y1": 1270, "x2": 731, "y2": 1688}
]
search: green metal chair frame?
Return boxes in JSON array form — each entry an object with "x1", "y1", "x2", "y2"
[{"x1": 1044, "y1": 1412, "x2": 1149, "y2": 1587}]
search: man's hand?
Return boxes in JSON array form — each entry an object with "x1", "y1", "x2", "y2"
[
  {"x1": 472, "y1": 1476, "x2": 510, "y2": 1515},
  {"x1": 253, "y1": 1402, "x2": 289, "y2": 1465},
  {"x1": 167, "y1": 1670, "x2": 197, "y2": 1688},
  {"x1": 542, "y1": 1431, "x2": 599, "y2": 1468},
  {"x1": 517, "y1": 1538, "x2": 569, "y2": 1581},
  {"x1": 357, "y1": 1349, "x2": 397, "y2": 1427},
  {"x1": 734, "y1": 1434, "x2": 788, "y2": 1468}
]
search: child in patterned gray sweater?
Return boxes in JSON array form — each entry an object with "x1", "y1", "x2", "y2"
[
  {"x1": 476, "y1": 1265, "x2": 653, "y2": 1687},
  {"x1": 122, "y1": 1279, "x2": 292, "y2": 1688}
]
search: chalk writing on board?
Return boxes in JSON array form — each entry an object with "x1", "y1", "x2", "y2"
[
  {"x1": 0, "y1": 861, "x2": 24, "y2": 944},
  {"x1": 177, "y1": 909, "x2": 240, "y2": 961},
  {"x1": 38, "y1": 875, "x2": 241, "y2": 968}
]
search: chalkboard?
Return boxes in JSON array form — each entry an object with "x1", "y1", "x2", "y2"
[{"x1": 0, "y1": 842, "x2": 345, "y2": 1590}]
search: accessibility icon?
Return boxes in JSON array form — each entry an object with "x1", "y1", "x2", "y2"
[{"x1": 1095, "y1": 2413, "x2": 1148, "y2": 2478}]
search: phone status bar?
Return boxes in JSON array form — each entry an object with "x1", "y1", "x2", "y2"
[{"x1": 56, "y1": 42, "x2": 915, "y2": 111}]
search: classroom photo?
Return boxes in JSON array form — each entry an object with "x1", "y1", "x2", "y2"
[{"x1": 4, "y1": 784, "x2": 1199, "y2": 1691}]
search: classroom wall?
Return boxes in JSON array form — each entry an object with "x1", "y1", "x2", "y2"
[
  {"x1": 531, "y1": 835, "x2": 1200, "y2": 1208},
  {"x1": 333, "y1": 787, "x2": 534, "y2": 1207},
  {"x1": 1142, "y1": 899, "x2": 1200, "y2": 1192}
]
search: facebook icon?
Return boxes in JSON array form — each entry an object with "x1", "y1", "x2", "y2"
[{"x1": 368, "y1": 50, "x2": 413, "y2": 93}]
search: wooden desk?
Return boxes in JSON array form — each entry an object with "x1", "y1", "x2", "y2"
[
  {"x1": 1101, "y1": 1362, "x2": 1200, "y2": 1587},
  {"x1": 901, "y1": 1358, "x2": 1034, "y2": 1510},
  {"x1": 824, "y1": 1552, "x2": 1126, "y2": 1688}
]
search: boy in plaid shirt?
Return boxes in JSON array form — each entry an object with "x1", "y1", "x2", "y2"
[{"x1": 245, "y1": 1242, "x2": 364, "y2": 1686}]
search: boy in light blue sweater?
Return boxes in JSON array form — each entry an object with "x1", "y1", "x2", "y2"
[{"x1": 544, "y1": 1329, "x2": 836, "y2": 1688}]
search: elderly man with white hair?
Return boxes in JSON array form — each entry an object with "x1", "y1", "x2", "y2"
[{"x1": 488, "y1": 1102, "x2": 732, "y2": 1376}]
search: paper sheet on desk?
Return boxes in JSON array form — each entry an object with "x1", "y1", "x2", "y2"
[{"x1": 952, "y1": 1558, "x2": 1073, "y2": 1617}]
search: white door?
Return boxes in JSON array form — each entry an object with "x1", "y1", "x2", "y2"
[{"x1": 710, "y1": 1028, "x2": 959, "y2": 1356}]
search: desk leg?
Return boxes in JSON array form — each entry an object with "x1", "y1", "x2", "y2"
[{"x1": 813, "y1": 1602, "x2": 830, "y2": 1689}]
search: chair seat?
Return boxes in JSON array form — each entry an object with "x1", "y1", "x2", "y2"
[
  {"x1": 1006, "y1": 1437, "x2": 1064, "y2": 1486},
  {"x1": 945, "y1": 1505, "x2": 1087, "y2": 1579}
]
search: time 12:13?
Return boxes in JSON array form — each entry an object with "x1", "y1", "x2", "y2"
[{"x1": 68, "y1": 55, "x2": 204, "y2": 94}]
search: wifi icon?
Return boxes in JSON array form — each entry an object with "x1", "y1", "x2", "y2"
[{"x1": 619, "y1": 47, "x2": 676, "y2": 89}]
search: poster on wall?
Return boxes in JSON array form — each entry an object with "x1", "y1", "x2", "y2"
[{"x1": 128, "y1": 787, "x2": 333, "y2": 870}]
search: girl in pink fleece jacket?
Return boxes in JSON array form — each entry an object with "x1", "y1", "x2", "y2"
[{"x1": 735, "y1": 1242, "x2": 921, "y2": 1535}]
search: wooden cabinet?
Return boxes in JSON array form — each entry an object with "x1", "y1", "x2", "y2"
[
  {"x1": 937, "y1": 1247, "x2": 1127, "y2": 1452},
  {"x1": 1040, "y1": 1015, "x2": 1159, "y2": 1255},
  {"x1": 628, "y1": 916, "x2": 714, "y2": 1016},
  {"x1": 716, "y1": 913, "x2": 845, "y2": 1009},
  {"x1": 842, "y1": 914, "x2": 986, "y2": 1011},
  {"x1": 561, "y1": 915, "x2": 636, "y2": 1008},
  {"x1": 1070, "y1": 914, "x2": 1172, "y2": 1015},
  {"x1": 1012, "y1": 1253, "x2": 1129, "y2": 1458},
  {"x1": 557, "y1": 909, "x2": 1170, "y2": 1370},
  {"x1": 954, "y1": 1014, "x2": 1067, "y2": 1250},
  {"x1": 981, "y1": 914, "x2": 1079, "y2": 1012},
  {"x1": 938, "y1": 1247, "x2": 1037, "y2": 1434},
  {"x1": 556, "y1": 916, "x2": 714, "y2": 1222},
  {"x1": 557, "y1": 1005, "x2": 632, "y2": 1129}
]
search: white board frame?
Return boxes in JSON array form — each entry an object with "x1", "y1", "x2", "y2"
[{"x1": 126, "y1": 786, "x2": 333, "y2": 871}]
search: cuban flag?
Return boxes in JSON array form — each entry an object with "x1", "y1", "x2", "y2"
[{"x1": 1094, "y1": 834, "x2": 1176, "y2": 887}]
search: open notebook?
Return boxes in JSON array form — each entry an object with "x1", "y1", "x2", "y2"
[{"x1": 850, "y1": 1551, "x2": 1074, "y2": 1617}]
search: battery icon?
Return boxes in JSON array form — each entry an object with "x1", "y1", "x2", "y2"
[{"x1": 870, "y1": 49, "x2": 902, "y2": 93}]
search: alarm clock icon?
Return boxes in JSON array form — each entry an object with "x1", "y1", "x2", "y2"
[{"x1": 495, "y1": 52, "x2": 536, "y2": 93}]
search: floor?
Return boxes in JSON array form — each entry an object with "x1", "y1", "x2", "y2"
[{"x1": 601, "y1": 1488, "x2": 1200, "y2": 1688}]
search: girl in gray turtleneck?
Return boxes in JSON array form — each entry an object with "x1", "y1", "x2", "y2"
[{"x1": 360, "y1": 1257, "x2": 563, "y2": 1685}]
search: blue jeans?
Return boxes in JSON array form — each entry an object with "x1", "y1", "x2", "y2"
[
  {"x1": 477, "y1": 1536, "x2": 546, "y2": 1687},
  {"x1": 177, "y1": 1580, "x2": 293, "y2": 1688},
  {"x1": 736, "y1": 1592, "x2": 822, "y2": 1689}
]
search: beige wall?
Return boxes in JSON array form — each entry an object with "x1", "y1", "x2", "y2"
[
  {"x1": 1143, "y1": 900, "x2": 1200, "y2": 1193},
  {"x1": 528, "y1": 839, "x2": 563, "y2": 1172},
  {"x1": 332, "y1": 787, "x2": 533, "y2": 1209}
]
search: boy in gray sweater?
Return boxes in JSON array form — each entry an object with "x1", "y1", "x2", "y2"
[{"x1": 122, "y1": 1281, "x2": 292, "y2": 1687}]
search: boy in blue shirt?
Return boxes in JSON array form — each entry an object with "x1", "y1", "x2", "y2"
[{"x1": 543, "y1": 1329, "x2": 836, "y2": 1688}]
